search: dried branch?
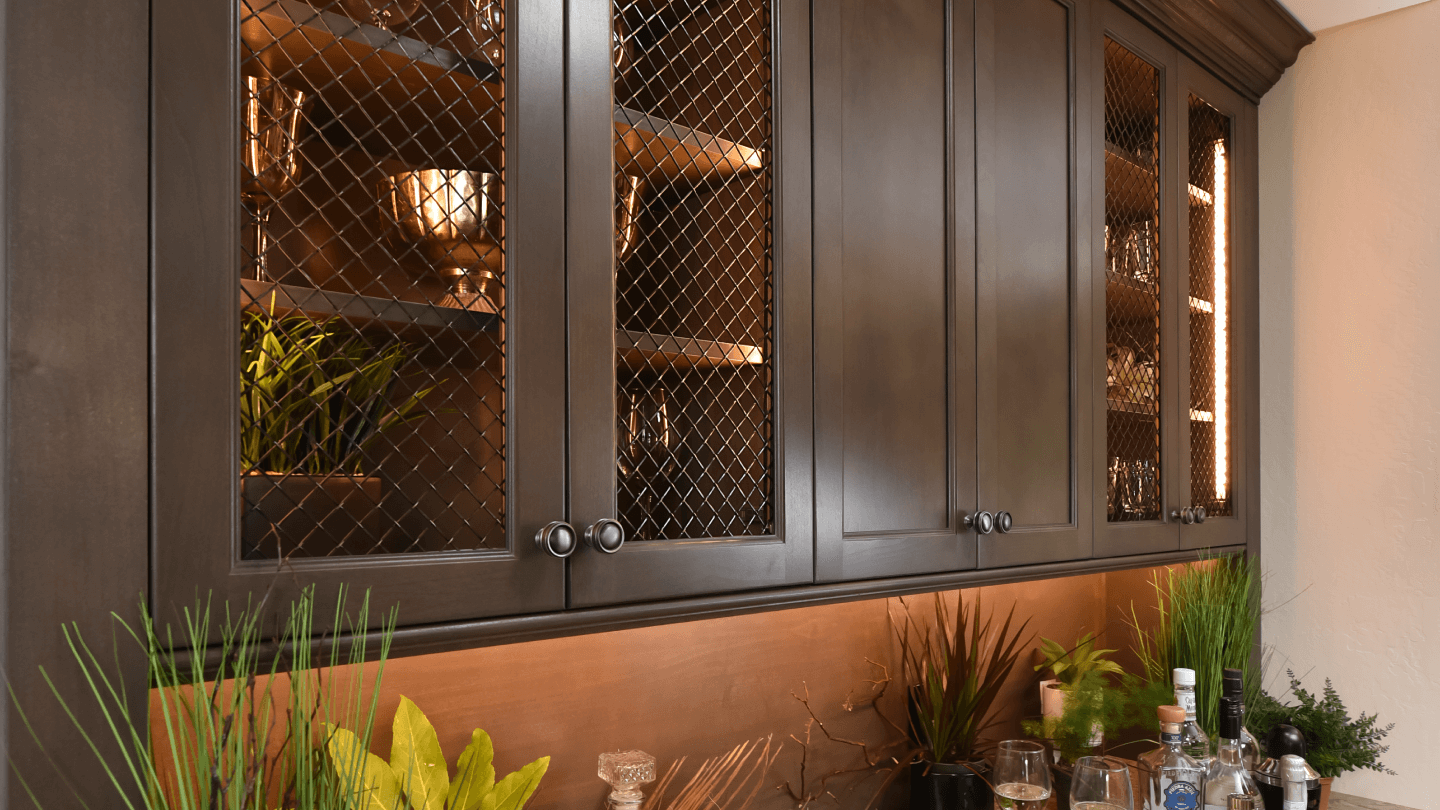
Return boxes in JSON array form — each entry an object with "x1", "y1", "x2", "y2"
[{"x1": 782, "y1": 669, "x2": 914, "y2": 810}]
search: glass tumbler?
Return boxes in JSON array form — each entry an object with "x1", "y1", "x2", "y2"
[
  {"x1": 1070, "y1": 756, "x2": 1134, "y2": 810},
  {"x1": 992, "y1": 740, "x2": 1052, "y2": 810}
]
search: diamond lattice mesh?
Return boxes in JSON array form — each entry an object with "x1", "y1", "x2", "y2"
[
  {"x1": 1188, "y1": 95, "x2": 1232, "y2": 518},
  {"x1": 613, "y1": 0, "x2": 773, "y2": 541},
  {"x1": 1103, "y1": 38, "x2": 1162, "y2": 523},
  {"x1": 238, "y1": 0, "x2": 507, "y2": 559}
]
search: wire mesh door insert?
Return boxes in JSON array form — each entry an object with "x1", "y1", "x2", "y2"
[
  {"x1": 613, "y1": 0, "x2": 774, "y2": 541},
  {"x1": 239, "y1": 0, "x2": 507, "y2": 560},
  {"x1": 1103, "y1": 38, "x2": 1163, "y2": 523},
  {"x1": 1188, "y1": 95, "x2": 1232, "y2": 518}
]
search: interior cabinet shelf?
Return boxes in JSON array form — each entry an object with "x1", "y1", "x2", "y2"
[
  {"x1": 1104, "y1": 142, "x2": 1213, "y2": 210},
  {"x1": 1106, "y1": 270, "x2": 1159, "y2": 320},
  {"x1": 242, "y1": 278, "x2": 498, "y2": 335},
  {"x1": 614, "y1": 106, "x2": 763, "y2": 186},
  {"x1": 617, "y1": 329, "x2": 764, "y2": 371},
  {"x1": 241, "y1": 0, "x2": 503, "y2": 167},
  {"x1": 1106, "y1": 397, "x2": 1157, "y2": 417}
]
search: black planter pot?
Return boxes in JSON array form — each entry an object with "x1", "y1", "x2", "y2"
[
  {"x1": 910, "y1": 760, "x2": 992, "y2": 810},
  {"x1": 1052, "y1": 764, "x2": 1073, "y2": 810}
]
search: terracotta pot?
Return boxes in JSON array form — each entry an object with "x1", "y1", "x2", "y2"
[
  {"x1": 909, "y1": 760, "x2": 993, "y2": 810},
  {"x1": 1317, "y1": 776, "x2": 1333, "y2": 810}
]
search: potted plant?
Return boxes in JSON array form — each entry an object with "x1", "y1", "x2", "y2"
[
  {"x1": 1033, "y1": 633, "x2": 1124, "y2": 730},
  {"x1": 894, "y1": 594, "x2": 1034, "y2": 810},
  {"x1": 241, "y1": 305, "x2": 438, "y2": 558},
  {"x1": 1246, "y1": 670, "x2": 1396, "y2": 810}
]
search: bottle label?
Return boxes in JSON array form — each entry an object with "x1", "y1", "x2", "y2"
[
  {"x1": 1283, "y1": 801, "x2": 1305, "y2": 810},
  {"x1": 1176, "y1": 691, "x2": 1198, "y2": 718},
  {"x1": 1161, "y1": 730, "x2": 1182, "y2": 745},
  {"x1": 1162, "y1": 781, "x2": 1200, "y2": 810}
]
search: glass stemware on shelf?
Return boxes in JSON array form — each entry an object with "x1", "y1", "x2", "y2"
[
  {"x1": 617, "y1": 383, "x2": 678, "y2": 541},
  {"x1": 339, "y1": 0, "x2": 422, "y2": 30},
  {"x1": 241, "y1": 76, "x2": 310, "y2": 282},
  {"x1": 460, "y1": 0, "x2": 503, "y2": 61},
  {"x1": 993, "y1": 740, "x2": 1052, "y2": 810},
  {"x1": 1071, "y1": 756, "x2": 1135, "y2": 810}
]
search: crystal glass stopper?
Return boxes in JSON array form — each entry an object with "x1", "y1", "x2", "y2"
[{"x1": 598, "y1": 750, "x2": 656, "y2": 810}]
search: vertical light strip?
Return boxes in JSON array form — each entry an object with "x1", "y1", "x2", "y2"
[{"x1": 1212, "y1": 140, "x2": 1228, "y2": 502}]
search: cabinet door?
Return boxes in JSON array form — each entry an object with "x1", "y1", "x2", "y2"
[
  {"x1": 812, "y1": 0, "x2": 977, "y2": 581},
  {"x1": 153, "y1": 0, "x2": 569, "y2": 627},
  {"x1": 1092, "y1": 1, "x2": 1184, "y2": 557},
  {"x1": 565, "y1": 0, "x2": 813, "y2": 606},
  {"x1": 974, "y1": 0, "x2": 1093, "y2": 568},
  {"x1": 1175, "y1": 57, "x2": 1253, "y2": 550}
]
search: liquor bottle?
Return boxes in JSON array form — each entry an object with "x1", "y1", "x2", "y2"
[
  {"x1": 1220, "y1": 668, "x2": 1261, "y2": 770},
  {"x1": 1254, "y1": 726, "x2": 1320, "y2": 810},
  {"x1": 1203, "y1": 697, "x2": 1264, "y2": 810},
  {"x1": 1138, "y1": 705, "x2": 1205, "y2": 810},
  {"x1": 1173, "y1": 668, "x2": 1212, "y2": 765},
  {"x1": 1280, "y1": 756, "x2": 1309, "y2": 810}
]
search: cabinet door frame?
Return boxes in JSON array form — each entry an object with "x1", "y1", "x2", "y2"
[
  {"x1": 974, "y1": 0, "x2": 1094, "y2": 569},
  {"x1": 151, "y1": 0, "x2": 570, "y2": 629},
  {"x1": 1090, "y1": 0, "x2": 1184, "y2": 558},
  {"x1": 1175, "y1": 57, "x2": 1253, "y2": 551},
  {"x1": 565, "y1": 0, "x2": 814, "y2": 607},
  {"x1": 812, "y1": 0, "x2": 978, "y2": 582}
]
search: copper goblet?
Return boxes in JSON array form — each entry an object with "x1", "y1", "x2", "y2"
[
  {"x1": 242, "y1": 75, "x2": 310, "y2": 281},
  {"x1": 383, "y1": 169, "x2": 503, "y2": 310}
]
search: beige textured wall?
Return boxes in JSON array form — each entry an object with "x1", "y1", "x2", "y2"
[{"x1": 1259, "y1": 2, "x2": 1440, "y2": 804}]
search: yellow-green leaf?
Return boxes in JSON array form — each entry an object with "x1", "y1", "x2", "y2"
[
  {"x1": 327, "y1": 724, "x2": 404, "y2": 810},
  {"x1": 391, "y1": 696, "x2": 451, "y2": 810},
  {"x1": 480, "y1": 757, "x2": 549, "y2": 810},
  {"x1": 446, "y1": 729, "x2": 496, "y2": 810}
]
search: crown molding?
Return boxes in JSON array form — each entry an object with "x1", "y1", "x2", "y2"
[{"x1": 1116, "y1": 0, "x2": 1315, "y2": 102}]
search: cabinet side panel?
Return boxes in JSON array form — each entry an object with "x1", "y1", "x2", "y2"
[
  {"x1": 989, "y1": 0, "x2": 1073, "y2": 527},
  {"x1": 838, "y1": 0, "x2": 950, "y2": 535}
]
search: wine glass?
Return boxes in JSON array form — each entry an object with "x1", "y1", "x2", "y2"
[
  {"x1": 617, "y1": 385, "x2": 677, "y2": 541},
  {"x1": 1070, "y1": 756, "x2": 1133, "y2": 810},
  {"x1": 460, "y1": 0, "x2": 503, "y2": 62},
  {"x1": 992, "y1": 740, "x2": 1051, "y2": 810},
  {"x1": 615, "y1": 173, "x2": 645, "y2": 263},
  {"x1": 339, "y1": 0, "x2": 422, "y2": 30},
  {"x1": 241, "y1": 76, "x2": 310, "y2": 282}
]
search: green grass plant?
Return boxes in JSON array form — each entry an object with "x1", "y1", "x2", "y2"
[
  {"x1": 1126, "y1": 552, "x2": 1261, "y2": 737},
  {"x1": 9, "y1": 586, "x2": 397, "y2": 810}
]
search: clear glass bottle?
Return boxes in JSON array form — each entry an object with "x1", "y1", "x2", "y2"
[
  {"x1": 1221, "y1": 668, "x2": 1261, "y2": 771},
  {"x1": 1139, "y1": 705, "x2": 1205, "y2": 810},
  {"x1": 1203, "y1": 698, "x2": 1264, "y2": 810},
  {"x1": 1173, "y1": 668, "x2": 1212, "y2": 766}
]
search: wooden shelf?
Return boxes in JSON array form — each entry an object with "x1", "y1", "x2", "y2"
[
  {"x1": 1106, "y1": 270, "x2": 1159, "y2": 321},
  {"x1": 242, "y1": 0, "x2": 503, "y2": 168},
  {"x1": 1107, "y1": 397, "x2": 1158, "y2": 417},
  {"x1": 242, "y1": 279, "x2": 498, "y2": 335},
  {"x1": 617, "y1": 329, "x2": 764, "y2": 371},
  {"x1": 614, "y1": 105, "x2": 763, "y2": 187}
]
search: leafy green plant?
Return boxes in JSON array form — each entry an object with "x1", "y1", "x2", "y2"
[
  {"x1": 242, "y1": 305, "x2": 438, "y2": 476},
  {"x1": 894, "y1": 594, "x2": 1034, "y2": 763},
  {"x1": 1023, "y1": 672, "x2": 1171, "y2": 766},
  {"x1": 328, "y1": 696, "x2": 549, "y2": 810},
  {"x1": 1246, "y1": 670, "x2": 1395, "y2": 779},
  {"x1": 1126, "y1": 552, "x2": 1261, "y2": 736},
  {"x1": 1033, "y1": 633, "x2": 1124, "y2": 689},
  {"x1": 9, "y1": 586, "x2": 397, "y2": 810}
]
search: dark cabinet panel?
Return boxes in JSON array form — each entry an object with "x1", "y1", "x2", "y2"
[
  {"x1": 976, "y1": 0, "x2": 1093, "y2": 568},
  {"x1": 814, "y1": 0, "x2": 977, "y2": 582}
]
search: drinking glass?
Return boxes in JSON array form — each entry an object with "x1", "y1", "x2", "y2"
[
  {"x1": 1070, "y1": 756, "x2": 1134, "y2": 810},
  {"x1": 617, "y1": 385, "x2": 678, "y2": 540},
  {"x1": 992, "y1": 740, "x2": 1051, "y2": 810},
  {"x1": 460, "y1": 0, "x2": 503, "y2": 61},
  {"x1": 339, "y1": 0, "x2": 422, "y2": 30}
]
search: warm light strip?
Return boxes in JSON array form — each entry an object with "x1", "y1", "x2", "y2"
[{"x1": 1213, "y1": 140, "x2": 1229, "y2": 503}]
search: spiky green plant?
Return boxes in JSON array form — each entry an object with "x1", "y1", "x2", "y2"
[
  {"x1": 894, "y1": 594, "x2": 1033, "y2": 763},
  {"x1": 9, "y1": 586, "x2": 397, "y2": 810},
  {"x1": 1033, "y1": 633, "x2": 1124, "y2": 689},
  {"x1": 242, "y1": 305, "x2": 438, "y2": 476},
  {"x1": 1126, "y1": 552, "x2": 1261, "y2": 737}
]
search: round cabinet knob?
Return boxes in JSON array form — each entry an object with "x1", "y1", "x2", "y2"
[
  {"x1": 964, "y1": 511, "x2": 995, "y2": 535},
  {"x1": 585, "y1": 518, "x2": 626, "y2": 554},
  {"x1": 995, "y1": 511, "x2": 1014, "y2": 533},
  {"x1": 535, "y1": 521, "x2": 578, "y2": 558},
  {"x1": 1192, "y1": 506, "x2": 1207, "y2": 524},
  {"x1": 1170, "y1": 507, "x2": 1195, "y2": 525}
]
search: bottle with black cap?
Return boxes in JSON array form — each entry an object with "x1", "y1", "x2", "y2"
[
  {"x1": 1253, "y1": 725, "x2": 1321, "y2": 810},
  {"x1": 1221, "y1": 668, "x2": 1261, "y2": 770},
  {"x1": 1202, "y1": 696, "x2": 1264, "y2": 809}
]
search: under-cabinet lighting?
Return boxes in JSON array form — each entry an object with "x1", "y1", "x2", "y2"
[{"x1": 1213, "y1": 140, "x2": 1229, "y2": 503}]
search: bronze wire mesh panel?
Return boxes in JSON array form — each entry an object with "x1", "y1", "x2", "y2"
[
  {"x1": 613, "y1": 0, "x2": 774, "y2": 541},
  {"x1": 1188, "y1": 95, "x2": 1232, "y2": 518},
  {"x1": 1103, "y1": 38, "x2": 1162, "y2": 522},
  {"x1": 238, "y1": 0, "x2": 507, "y2": 559}
]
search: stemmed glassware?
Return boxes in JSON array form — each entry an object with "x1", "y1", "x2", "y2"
[
  {"x1": 992, "y1": 740, "x2": 1052, "y2": 810},
  {"x1": 339, "y1": 0, "x2": 422, "y2": 30},
  {"x1": 617, "y1": 384, "x2": 678, "y2": 541},
  {"x1": 242, "y1": 76, "x2": 310, "y2": 282},
  {"x1": 1070, "y1": 756, "x2": 1134, "y2": 810},
  {"x1": 460, "y1": 0, "x2": 503, "y2": 61}
]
